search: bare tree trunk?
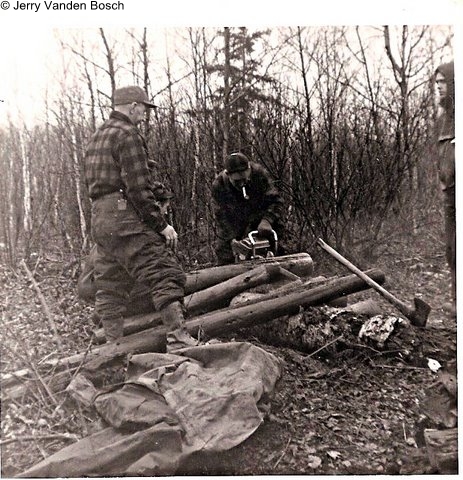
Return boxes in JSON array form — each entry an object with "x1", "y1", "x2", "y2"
[
  {"x1": 20, "y1": 132, "x2": 32, "y2": 255},
  {"x1": 296, "y1": 26, "x2": 313, "y2": 148},
  {"x1": 100, "y1": 28, "x2": 116, "y2": 102},
  {"x1": 71, "y1": 129, "x2": 88, "y2": 250},
  {"x1": 140, "y1": 28, "x2": 152, "y2": 134},
  {"x1": 83, "y1": 62, "x2": 96, "y2": 132},
  {"x1": 222, "y1": 27, "x2": 231, "y2": 163},
  {"x1": 383, "y1": 25, "x2": 416, "y2": 233}
]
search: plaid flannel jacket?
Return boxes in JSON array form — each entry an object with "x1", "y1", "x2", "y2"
[{"x1": 84, "y1": 111, "x2": 167, "y2": 232}]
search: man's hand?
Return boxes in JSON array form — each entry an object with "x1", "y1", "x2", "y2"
[
  {"x1": 160, "y1": 225, "x2": 178, "y2": 251},
  {"x1": 257, "y1": 218, "x2": 273, "y2": 237}
]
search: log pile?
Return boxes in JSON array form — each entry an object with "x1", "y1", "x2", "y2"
[{"x1": 2, "y1": 253, "x2": 390, "y2": 401}]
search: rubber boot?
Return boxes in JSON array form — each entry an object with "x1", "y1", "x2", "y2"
[
  {"x1": 101, "y1": 316, "x2": 124, "y2": 343},
  {"x1": 161, "y1": 301, "x2": 198, "y2": 352}
]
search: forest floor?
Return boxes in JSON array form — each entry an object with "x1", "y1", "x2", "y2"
[{"x1": 0, "y1": 213, "x2": 458, "y2": 476}]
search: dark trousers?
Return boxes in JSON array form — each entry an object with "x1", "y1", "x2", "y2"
[
  {"x1": 443, "y1": 187, "x2": 456, "y2": 301},
  {"x1": 91, "y1": 193, "x2": 186, "y2": 323}
]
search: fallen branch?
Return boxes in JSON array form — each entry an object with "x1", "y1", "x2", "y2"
[
  {"x1": 20, "y1": 259, "x2": 60, "y2": 342},
  {"x1": 0, "y1": 433, "x2": 79, "y2": 446},
  {"x1": 273, "y1": 436, "x2": 292, "y2": 469},
  {"x1": 1, "y1": 327, "x2": 60, "y2": 405},
  {"x1": 371, "y1": 363, "x2": 427, "y2": 370},
  {"x1": 306, "y1": 335, "x2": 344, "y2": 358}
]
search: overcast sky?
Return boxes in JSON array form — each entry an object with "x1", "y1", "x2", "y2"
[{"x1": 0, "y1": 0, "x2": 461, "y2": 127}]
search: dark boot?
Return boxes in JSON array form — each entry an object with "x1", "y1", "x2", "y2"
[{"x1": 161, "y1": 301, "x2": 198, "y2": 352}]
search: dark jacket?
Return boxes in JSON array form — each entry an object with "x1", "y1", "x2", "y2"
[
  {"x1": 435, "y1": 62, "x2": 455, "y2": 192},
  {"x1": 212, "y1": 162, "x2": 284, "y2": 242}
]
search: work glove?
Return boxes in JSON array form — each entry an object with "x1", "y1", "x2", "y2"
[{"x1": 257, "y1": 218, "x2": 273, "y2": 238}]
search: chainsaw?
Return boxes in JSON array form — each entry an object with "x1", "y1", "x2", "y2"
[{"x1": 231, "y1": 230, "x2": 278, "y2": 262}]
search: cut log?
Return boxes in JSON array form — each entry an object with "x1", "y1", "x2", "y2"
[
  {"x1": 184, "y1": 253, "x2": 313, "y2": 293},
  {"x1": 343, "y1": 298, "x2": 383, "y2": 316},
  {"x1": 92, "y1": 264, "x2": 283, "y2": 343},
  {"x1": 94, "y1": 272, "x2": 347, "y2": 344},
  {"x1": 90, "y1": 268, "x2": 385, "y2": 369},
  {"x1": 186, "y1": 263, "x2": 282, "y2": 314},
  {"x1": 424, "y1": 428, "x2": 458, "y2": 473},
  {"x1": 2, "y1": 269, "x2": 385, "y2": 401}
]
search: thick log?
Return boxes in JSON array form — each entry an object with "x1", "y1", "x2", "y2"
[
  {"x1": 93, "y1": 272, "x2": 341, "y2": 344},
  {"x1": 2, "y1": 268, "x2": 385, "y2": 401},
  {"x1": 85, "y1": 268, "x2": 381, "y2": 370},
  {"x1": 184, "y1": 253, "x2": 313, "y2": 293},
  {"x1": 186, "y1": 263, "x2": 282, "y2": 314},
  {"x1": 182, "y1": 268, "x2": 385, "y2": 339},
  {"x1": 92, "y1": 264, "x2": 282, "y2": 343}
]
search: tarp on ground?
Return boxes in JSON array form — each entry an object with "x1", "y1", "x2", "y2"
[{"x1": 18, "y1": 341, "x2": 282, "y2": 477}]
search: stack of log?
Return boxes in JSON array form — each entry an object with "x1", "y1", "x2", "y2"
[{"x1": 2, "y1": 253, "x2": 388, "y2": 401}]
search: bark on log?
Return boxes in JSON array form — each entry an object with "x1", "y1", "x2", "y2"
[
  {"x1": 88, "y1": 268, "x2": 384, "y2": 370},
  {"x1": 184, "y1": 253, "x2": 313, "y2": 294},
  {"x1": 186, "y1": 263, "x2": 282, "y2": 314},
  {"x1": 92, "y1": 264, "x2": 283, "y2": 343},
  {"x1": 93, "y1": 272, "x2": 341, "y2": 344},
  {"x1": 2, "y1": 268, "x2": 385, "y2": 401}
]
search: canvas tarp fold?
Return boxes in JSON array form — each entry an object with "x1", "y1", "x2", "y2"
[{"x1": 18, "y1": 341, "x2": 282, "y2": 477}]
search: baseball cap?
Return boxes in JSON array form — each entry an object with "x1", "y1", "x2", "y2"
[
  {"x1": 113, "y1": 86, "x2": 157, "y2": 108},
  {"x1": 225, "y1": 152, "x2": 250, "y2": 173}
]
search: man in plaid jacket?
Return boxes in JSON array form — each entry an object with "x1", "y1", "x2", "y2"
[{"x1": 84, "y1": 85, "x2": 197, "y2": 350}]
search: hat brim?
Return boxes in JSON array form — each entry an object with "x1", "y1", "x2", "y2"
[
  {"x1": 142, "y1": 101, "x2": 157, "y2": 109},
  {"x1": 227, "y1": 166, "x2": 249, "y2": 174}
]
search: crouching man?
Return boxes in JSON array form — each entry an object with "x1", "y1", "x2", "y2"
[{"x1": 212, "y1": 152, "x2": 285, "y2": 265}]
